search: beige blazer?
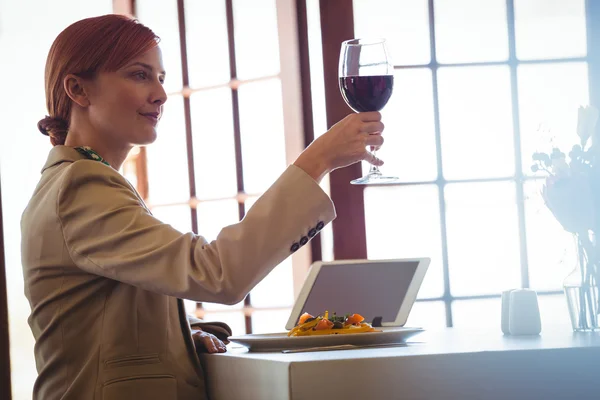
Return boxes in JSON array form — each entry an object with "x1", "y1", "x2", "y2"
[{"x1": 20, "y1": 146, "x2": 335, "y2": 400}]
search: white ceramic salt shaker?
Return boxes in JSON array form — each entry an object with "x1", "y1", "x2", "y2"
[
  {"x1": 508, "y1": 289, "x2": 542, "y2": 335},
  {"x1": 501, "y1": 289, "x2": 514, "y2": 335}
]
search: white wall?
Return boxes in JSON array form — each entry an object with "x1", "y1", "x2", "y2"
[{"x1": 0, "y1": 1, "x2": 112, "y2": 398}]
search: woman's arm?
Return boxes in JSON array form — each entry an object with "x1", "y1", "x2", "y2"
[{"x1": 57, "y1": 161, "x2": 335, "y2": 303}]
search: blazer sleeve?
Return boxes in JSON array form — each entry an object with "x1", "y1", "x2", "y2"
[{"x1": 57, "y1": 161, "x2": 336, "y2": 304}]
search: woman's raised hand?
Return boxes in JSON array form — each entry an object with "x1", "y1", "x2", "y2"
[{"x1": 293, "y1": 112, "x2": 385, "y2": 183}]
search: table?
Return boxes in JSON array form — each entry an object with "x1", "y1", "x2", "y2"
[{"x1": 200, "y1": 328, "x2": 600, "y2": 400}]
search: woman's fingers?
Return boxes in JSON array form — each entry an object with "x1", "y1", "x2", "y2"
[
  {"x1": 363, "y1": 151, "x2": 384, "y2": 166},
  {"x1": 207, "y1": 333, "x2": 226, "y2": 353},
  {"x1": 358, "y1": 111, "x2": 382, "y2": 122},
  {"x1": 365, "y1": 133, "x2": 384, "y2": 147},
  {"x1": 204, "y1": 335, "x2": 226, "y2": 354},
  {"x1": 212, "y1": 336, "x2": 227, "y2": 353},
  {"x1": 292, "y1": 112, "x2": 388, "y2": 178},
  {"x1": 198, "y1": 325, "x2": 231, "y2": 343},
  {"x1": 360, "y1": 121, "x2": 385, "y2": 134},
  {"x1": 194, "y1": 330, "x2": 228, "y2": 354}
]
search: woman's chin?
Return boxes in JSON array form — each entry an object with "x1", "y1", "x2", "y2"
[{"x1": 134, "y1": 129, "x2": 158, "y2": 146}]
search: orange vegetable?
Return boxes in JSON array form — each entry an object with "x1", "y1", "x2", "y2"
[
  {"x1": 298, "y1": 312, "x2": 314, "y2": 325},
  {"x1": 345, "y1": 314, "x2": 365, "y2": 326},
  {"x1": 314, "y1": 318, "x2": 334, "y2": 330}
]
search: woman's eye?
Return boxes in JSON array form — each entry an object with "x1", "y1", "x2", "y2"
[{"x1": 133, "y1": 71, "x2": 147, "y2": 80}]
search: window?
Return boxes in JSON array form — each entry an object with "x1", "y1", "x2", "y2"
[
  {"x1": 134, "y1": 0, "x2": 308, "y2": 335},
  {"x1": 307, "y1": 0, "x2": 594, "y2": 330}
]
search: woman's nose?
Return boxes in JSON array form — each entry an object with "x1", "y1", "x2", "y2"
[{"x1": 151, "y1": 81, "x2": 168, "y2": 106}]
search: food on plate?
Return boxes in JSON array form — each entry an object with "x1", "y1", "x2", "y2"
[{"x1": 287, "y1": 311, "x2": 380, "y2": 337}]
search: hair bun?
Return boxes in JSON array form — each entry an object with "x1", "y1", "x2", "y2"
[{"x1": 37, "y1": 116, "x2": 68, "y2": 146}]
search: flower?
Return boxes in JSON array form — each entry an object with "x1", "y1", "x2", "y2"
[
  {"x1": 532, "y1": 105, "x2": 600, "y2": 330},
  {"x1": 542, "y1": 173, "x2": 594, "y2": 234},
  {"x1": 577, "y1": 105, "x2": 599, "y2": 147}
]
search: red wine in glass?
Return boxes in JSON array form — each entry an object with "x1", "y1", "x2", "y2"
[
  {"x1": 339, "y1": 75, "x2": 394, "y2": 113},
  {"x1": 339, "y1": 38, "x2": 399, "y2": 185}
]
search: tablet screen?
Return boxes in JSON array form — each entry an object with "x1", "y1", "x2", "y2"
[{"x1": 299, "y1": 260, "x2": 420, "y2": 325}]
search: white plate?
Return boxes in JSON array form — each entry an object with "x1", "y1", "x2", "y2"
[{"x1": 229, "y1": 327, "x2": 424, "y2": 352}]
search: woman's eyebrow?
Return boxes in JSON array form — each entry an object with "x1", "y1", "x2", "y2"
[{"x1": 127, "y1": 61, "x2": 166, "y2": 76}]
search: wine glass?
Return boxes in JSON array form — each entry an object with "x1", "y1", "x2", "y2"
[{"x1": 339, "y1": 38, "x2": 399, "y2": 185}]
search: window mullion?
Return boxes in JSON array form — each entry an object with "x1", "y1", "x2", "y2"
[
  {"x1": 427, "y1": 0, "x2": 453, "y2": 327},
  {"x1": 225, "y1": 0, "x2": 253, "y2": 334},
  {"x1": 319, "y1": 0, "x2": 368, "y2": 260},
  {"x1": 506, "y1": 0, "x2": 531, "y2": 290}
]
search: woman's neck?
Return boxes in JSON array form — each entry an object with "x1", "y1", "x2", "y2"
[{"x1": 64, "y1": 123, "x2": 132, "y2": 170}]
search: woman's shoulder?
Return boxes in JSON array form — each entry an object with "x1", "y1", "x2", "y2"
[
  {"x1": 58, "y1": 159, "x2": 136, "y2": 197},
  {"x1": 50, "y1": 160, "x2": 146, "y2": 222}
]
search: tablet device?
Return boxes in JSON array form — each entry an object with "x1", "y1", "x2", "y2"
[{"x1": 285, "y1": 258, "x2": 430, "y2": 330}]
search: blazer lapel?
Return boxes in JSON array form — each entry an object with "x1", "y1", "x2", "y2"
[{"x1": 176, "y1": 298, "x2": 204, "y2": 376}]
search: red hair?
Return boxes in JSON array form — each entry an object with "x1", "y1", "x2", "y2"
[{"x1": 38, "y1": 14, "x2": 160, "y2": 146}]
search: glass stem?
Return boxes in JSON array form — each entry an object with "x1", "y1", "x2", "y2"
[{"x1": 369, "y1": 146, "x2": 381, "y2": 175}]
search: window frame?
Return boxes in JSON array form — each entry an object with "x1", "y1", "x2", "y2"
[{"x1": 305, "y1": 0, "x2": 600, "y2": 326}]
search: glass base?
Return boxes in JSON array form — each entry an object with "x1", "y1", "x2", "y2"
[
  {"x1": 350, "y1": 171, "x2": 400, "y2": 185},
  {"x1": 564, "y1": 285, "x2": 600, "y2": 331}
]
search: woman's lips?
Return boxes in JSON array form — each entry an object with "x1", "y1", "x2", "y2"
[{"x1": 140, "y1": 112, "x2": 159, "y2": 125}]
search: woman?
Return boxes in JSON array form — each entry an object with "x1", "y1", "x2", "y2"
[{"x1": 21, "y1": 14, "x2": 385, "y2": 400}]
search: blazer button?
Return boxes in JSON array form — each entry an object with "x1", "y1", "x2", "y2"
[
  {"x1": 300, "y1": 236, "x2": 309, "y2": 246},
  {"x1": 316, "y1": 221, "x2": 325, "y2": 231},
  {"x1": 308, "y1": 228, "x2": 317, "y2": 238},
  {"x1": 290, "y1": 242, "x2": 300, "y2": 253}
]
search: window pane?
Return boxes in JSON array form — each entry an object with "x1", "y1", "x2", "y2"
[
  {"x1": 438, "y1": 66, "x2": 515, "y2": 180},
  {"x1": 194, "y1": 199, "x2": 243, "y2": 309},
  {"x1": 353, "y1": 0, "x2": 430, "y2": 65},
  {"x1": 524, "y1": 181, "x2": 576, "y2": 291},
  {"x1": 202, "y1": 301, "x2": 244, "y2": 311},
  {"x1": 151, "y1": 205, "x2": 193, "y2": 234},
  {"x1": 202, "y1": 311, "x2": 247, "y2": 336},
  {"x1": 147, "y1": 95, "x2": 190, "y2": 204},
  {"x1": 191, "y1": 88, "x2": 238, "y2": 200},
  {"x1": 518, "y1": 62, "x2": 589, "y2": 176},
  {"x1": 319, "y1": 203, "x2": 335, "y2": 262},
  {"x1": 371, "y1": 68, "x2": 437, "y2": 182},
  {"x1": 136, "y1": 0, "x2": 183, "y2": 92},
  {"x1": 364, "y1": 185, "x2": 444, "y2": 298},
  {"x1": 243, "y1": 195, "x2": 258, "y2": 213},
  {"x1": 196, "y1": 199, "x2": 239, "y2": 242},
  {"x1": 183, "y1": 299, "x2": 199, "y2": 316},
  {"x1": 307, "y1": 0, "x2": 328, "y2": 138},
  {"x1": 252, "y1": 309, "x2": 292, "y2": 334},
  {"x1": 184, "y1": 0, "x2": 231, "y2": 88},
  {"x1": 434, "y1": 0, "x2": 508, "y2": 63},
  {"x1": 250, "y1": 260, "x2": 294, "y2": 308},
  {"x1": 515, "y1": 0, "x2": 587, "y2": 60},
  {"x1": 405, "y1": 301, "x2": 447, "y2": 329},
  {"x1": 452, "y1": 298, "x2": 500, "y2": 329},
  {"x1": 238, "y1": 79, "x2": 287, "y2": 193},
  {"x1": 232, "y1": 0, "x2": 280, "y2": 80},
  {"x1": 446, "y1": 182, "x2": 521, "y2": 296},
  {"x1": 243, "y1": 198, "x2": 295, "y2": 309}
]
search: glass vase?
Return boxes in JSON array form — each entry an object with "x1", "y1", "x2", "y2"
[{"x1": 563, "y1": 247, "x2": 600, "y2": 331}]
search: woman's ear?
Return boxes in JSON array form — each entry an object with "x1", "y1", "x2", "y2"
[{"x1": 63, "y1": 74, "x2": 90, "y2": 107}]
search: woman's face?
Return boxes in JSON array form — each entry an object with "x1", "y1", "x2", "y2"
[{"x1": 86, "y1": 46, "x2": 167, "y2": 147}]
